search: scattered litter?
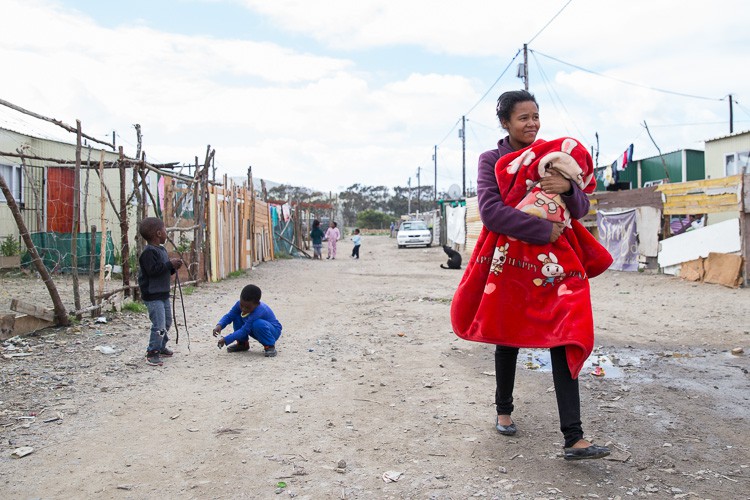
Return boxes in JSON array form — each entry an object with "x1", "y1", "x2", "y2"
[
  {"x1": 591, "y1": 366, "x2": 605, "y2": 377},
  {"x1": 11, "y1": 447, "x2": 34, "y2": 458},
  {"x1": 170, "y1": 414, "x2": 180, "y2": 420},
  {"x1": 382, "y1": 470, "x2": 404, "y2": 482},
  {"x1": 481, "y1": 371, "x2": 496, "y2": 377},
  {"x1": 284, "y1": 405, "x2": 291, "y2": 413},
  {"x1": 116, "y1": 485, "x2": 133, "y2": 491},
  {"x1": 95, "y1": 316, "x2": 107, "y2": 324},
  {"x1": 187, "y1": 428, "x2": 199, "y2": 432},
  {"x1": 276, "y1": 481, "x2": 287, "y2": 488},
  {"x1": 397, "y1": 332, "x2": 406, "y2": 337},
  {"x1": 214, "y1": 427, "x2": 242, "y2": 435},
  {"x1": 334, "y1": 459, "x2": 347, "y2": 473},
  {"x1": 524, "y1": 361, "x2": 540, "y2": 370},
  {"x1": 43, "y1": 412, "x2": 63, "y2": 424},
  {"x1": 2, "y1": 352, "x2": 33, "y2": 359},
  {"x1": 731, "y1": 347, "x2": 744, "y2": 355},
  {"x1": 93, "y1": 345, "x2": 117, "y2": 355}
]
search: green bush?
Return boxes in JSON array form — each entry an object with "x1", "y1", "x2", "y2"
[
  {"x1": 356, "y1": 209, "x2": 394, "y2": 229},
  {"x1": 1, "y1": 235, "x2": 20, "y2": 256}
]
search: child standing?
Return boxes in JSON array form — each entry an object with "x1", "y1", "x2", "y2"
[
  {"x1": 351, "y1": 228, "x2": 361, "y2": 259},
  {"x1": 324, "y1": 221, "x2": 340, "y2": 260},
  {"x1": 138, "y1": 217, "x2": 183, "y2": 366},
  {"x1": 310, "y1": 219, "x2": 325, "y2": 260},
  {"x1": 213, "y1": 284, "x2": 282, "y2": 357}
]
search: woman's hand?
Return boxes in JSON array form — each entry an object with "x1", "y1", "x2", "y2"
[
  {"x1": 212, "y1": 325, "x2": 222, "y2": 337},
  {"x1": 539, "y1": 170, "x2": 571, "y2": 195}
]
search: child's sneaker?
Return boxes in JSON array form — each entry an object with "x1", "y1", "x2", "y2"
[
  {"x1": 145, "y1": 351, "x2": 163, "y2": 366},
  {"x1": 264, "y1": 345, "x2": 277, "y2": 357},
  {"x1": 227, "y1": 340, "x2": 250, "y2": 353},
  {"x1": 160, "y1": 347, "x2": 174, "y2": 357}
]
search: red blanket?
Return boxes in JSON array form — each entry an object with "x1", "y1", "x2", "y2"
[{"x1": 450, "y1": 138, "x2": 612, "y2": 378}]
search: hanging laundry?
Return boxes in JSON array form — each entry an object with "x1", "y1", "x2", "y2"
[
  {"x1": 610, "y1": 159, "x2": 619, "y2": 183},
  {"x1": 617, "y1": 144, "x2": 634, "y2": 172}
]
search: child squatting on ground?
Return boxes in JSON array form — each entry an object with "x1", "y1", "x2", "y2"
[
  {"x1": 138, "y1": 217, "x2": 183, "y2": 367},
  {"x1": 213, "y1": 284, "x2": 282, "y2": 357}
]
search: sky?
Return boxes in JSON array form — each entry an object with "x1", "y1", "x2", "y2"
[{"x1": 1, "y1": 0, "x2": 750, "y2": 195}]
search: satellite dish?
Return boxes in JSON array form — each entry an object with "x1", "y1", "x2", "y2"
[{"x1": 448, "y1": 184, "x2": 462, "y2": 199}]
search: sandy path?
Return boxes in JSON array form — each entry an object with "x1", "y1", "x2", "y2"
[{"x1": 1, "y1": 234, "x2": 748, "y2": 498}]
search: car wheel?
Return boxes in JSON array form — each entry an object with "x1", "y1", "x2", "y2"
[{"x1": 398, "y1": 245, "x2": 404, "y2": 249}]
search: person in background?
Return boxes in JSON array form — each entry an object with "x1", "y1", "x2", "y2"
[
  {"x1": 351, "y1": 228, "x2": 361, "y2": 259},
  {"x1": 310, "y1": 219, "x2": 325, "y2": 260},
  {"x1": 325, "y1": 221, "x2": 340, "y2": 259}
]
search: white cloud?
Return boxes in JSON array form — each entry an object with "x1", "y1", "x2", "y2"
[{"x1": 2, "y1": 0, "x2": 749, "y2": 193}]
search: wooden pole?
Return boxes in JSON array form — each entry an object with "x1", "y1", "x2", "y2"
[
  {"x1": 0, "y1": 98, "x2": 115, "y2": 149},
  {"x1": 71, "y1": 120, "x2": 82, "y2": 319},
  {"x1": 248, "y1": 166, "x2": 256, "y2": 266},
  {"x1": 0, "y1": 172, "x2": 69, "y2": 325},
  {"x1": 88, "y1": 225, "x2": 99, "y2": 316},
  {"x1": 118, "y1": 147, "x2": 131, "y2": 297},
  {"x1": 98, "y1": 150, "x2": 107, "y2": 301}
]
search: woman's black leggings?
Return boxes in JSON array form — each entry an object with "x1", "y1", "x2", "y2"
[{"x1": 495, "y1": 345, "x2": 583, "y2": 448}]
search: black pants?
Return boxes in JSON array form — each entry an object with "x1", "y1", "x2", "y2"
[
  {"x1": 352, "y1": 245, "x2": 360, "y2": 258},
  {"x1": 495, "y1": 345, "x2": 583, "y2": 448}
]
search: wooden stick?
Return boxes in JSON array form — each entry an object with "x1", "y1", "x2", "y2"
[
  {"x1": 0, "y1": 172, "x2": 69, "y2": 325},
  {"x1": 71, "y1": 120, "x2": 82, "y2": 319},
  {"x1": 98, "y1": 151, "x2": 107, "y2": 302},
  {"x1": 0, "y1": 98, "x2": 114, "y2": 149}
]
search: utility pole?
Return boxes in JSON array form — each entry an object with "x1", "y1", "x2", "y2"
[
  {"x1": 416, "y1": 166, "x2": 421, "y2": 213},
  {"x1": 523, "y1": 44, "x2": 529, "y2": 90},
  {"x1": 407, "y1": 177, "x2": 412, "y2": 214},
  {"x1": 433, "y1": 145, "x2": 437, "y2": 203},
  {"x1": 460, "y1": 116, "x2": 466, "y2": 197},
  {"x1": 729, "y1": 94, "x2": 734, "y2": 134}
]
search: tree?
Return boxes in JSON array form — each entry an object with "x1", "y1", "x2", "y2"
[{"x1": 356, "y1": 209, "x2": 393, "y2": 229}]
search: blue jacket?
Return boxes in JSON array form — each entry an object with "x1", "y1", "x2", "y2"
[{"x1": 218, "y1": 301, "x2": 282, "y2": 344}]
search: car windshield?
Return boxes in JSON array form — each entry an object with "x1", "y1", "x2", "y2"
[{"x1": 400, "y1": 221, "x2": 428, "y2": 231}]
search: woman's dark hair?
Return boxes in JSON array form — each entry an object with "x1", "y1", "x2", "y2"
[
  {"x1": 313, "y1": 219, "x2": 320, "y2": 228},
  {"x1": 240, "y1": 284, "x2": 262, "y2": 303},
  {"x1": 496, "y1": 90, "x2": 538, "y2": 124}
]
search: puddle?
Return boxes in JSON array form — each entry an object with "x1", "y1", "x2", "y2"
[{"x1": 520, "y1": 348, "x2": 641, "y2": 378}]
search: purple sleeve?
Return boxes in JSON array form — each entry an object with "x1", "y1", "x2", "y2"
[
  {"x1": 561, "y1": 183, "x2": 590, "y2": 219},
  {"x1": 476, "y1": 151, "x2": 552, "y2": 246}
]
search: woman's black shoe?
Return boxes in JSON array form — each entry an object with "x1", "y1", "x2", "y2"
[
  {"x1": 563, "y1": 444, "x2": 610, "y2": 461},
  {"x1": 495, "y1": 418, "x2": 517, "y2": 436}
]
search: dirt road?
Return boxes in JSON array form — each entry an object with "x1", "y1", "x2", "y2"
[{"x1": 1, "y1": 234, "x2": 749, "y2": 499}]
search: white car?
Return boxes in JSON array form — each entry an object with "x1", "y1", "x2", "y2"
[{"x1": 397, "y1": 220, "x2": 432, "y2": 248}]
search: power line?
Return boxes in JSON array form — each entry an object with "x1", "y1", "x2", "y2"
[
  {"x1": 532, "y1": 50, "x2": 591, "y2": 144},
  {"x1": 532, "y1": 50, "x2": 724, "y2": 102},
  {"x1": 464, "y1": 49, "x2": 521, "y2": 117},
  {"x1": 527, "y1": 0, "x2": 573, "y2": 44}
]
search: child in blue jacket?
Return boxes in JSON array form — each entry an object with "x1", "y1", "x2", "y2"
[{"x1": 213, "y1": 284, "x2": 282, "y2": 357}]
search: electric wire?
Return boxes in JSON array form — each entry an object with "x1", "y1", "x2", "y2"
[
  {"x1": 532, "y1": 50, "x2": 724, "y2": 102},
  {"x1": 531, "y1": 50, "x2": 591, "y2": 144},
  {"x1": 527, "y1": 0, "x2": 574, "y2": 44},
  {"x1": 464, "y1": 50, "x2": 521, "y2": 117}
]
